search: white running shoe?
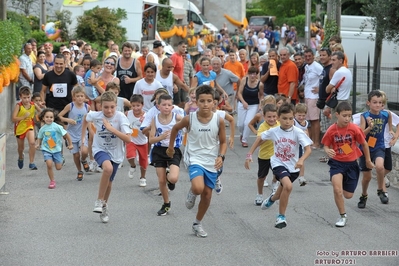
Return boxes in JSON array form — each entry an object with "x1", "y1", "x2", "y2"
[
  {"x1": 93, "y1": 199, "x2": 103, "y2": 213},
  {"x1": 118, "y1": 163, "x2": 123, "y2": 169},
  {"x1": 100, "y1": 204, "x2": 109, "y2": 223},
  {"x1": 254, "y1": 194, "x2": 263, "y2": 206},
  {"x1": 192, "y1": 223, "x2": 207, "y2": 238},
  {"x1": 139, "y1": 178, "x2": 147, "y2": 187},
  {"x1": 215, "y1": 178, "x2": 223, "y2": 195},
  {"x1": 335, "y1": 214, "x2": 347, "y2": 227},
  {"x1": 385, "y1": 176, "x2": 390, "y2": 188},
  {"x1": 263, "y1": 181, "x2": 269, "y2": 187},
  {"x1": 298, "y1": 176, "x2": 307, "y2": 186},
  {"x1": 128, "y1": 166, "x2": 136, "y2": 179},
  {"x1": 89, "y1": 160, "x2": 95, "y2": 172},
  {"x1": 185, "y1": 189, "x2": 197, "y2": 209}
]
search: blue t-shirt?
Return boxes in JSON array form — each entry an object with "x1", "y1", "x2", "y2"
[
  {"x1": 362, "y1": 110, "x2": 389, "y2": 152},
  {"x1": 195, "y1": 71, "x2": 217, "y2": 87},
  {"x1": 37, "y1": 122, "x2": 67, "y2": 153},
  {"x1": 274, "y1": 31, "x2": 280, "y2": 42},
  {"x1": 84, "y1": 70, "x2": 99, "y2": 100}
]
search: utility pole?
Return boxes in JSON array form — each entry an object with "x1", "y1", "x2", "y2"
[
  {"x1": 305, "y1": 0, "x2": 311, "y2": 47},
  {"x1": 0, "y1": 0, "x2": 6, "y2": 21},
  {"x1": 40, "y1": 0, "x2": 46, "y2": 28}
]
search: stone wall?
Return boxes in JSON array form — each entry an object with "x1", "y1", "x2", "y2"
[{"x1": 0, "y1": 84, "x2": 16, "y2": 133}]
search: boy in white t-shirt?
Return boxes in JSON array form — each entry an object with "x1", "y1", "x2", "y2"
[
  {"x1": 126, "y1": 94, "x2": 148, "y2": 187},
  {"x1": 82, "y1": 91, "x2": 132, "y2": 223},
  {"x1": 248, "y1": 103, "x2": 313, "y2": 229}
]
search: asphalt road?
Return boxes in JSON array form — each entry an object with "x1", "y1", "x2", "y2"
[{"x1": 1, "y1": 129, "x2": 399, "y2": 266}]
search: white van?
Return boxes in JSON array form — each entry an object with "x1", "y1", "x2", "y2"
[
  {"x1": 171, "y1": 0, "x2": 218, "y2": 33},
  {"x1": 340, "y1": 15, "x2": 399, "y2": 66}
]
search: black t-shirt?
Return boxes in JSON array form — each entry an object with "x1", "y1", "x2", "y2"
[
  {"x1": 261, "y1": 61, "x2": 281, "y2": 95},
  {"x1": 42, "y1": 69, "x2": 78, "y2": 112},
  {"x1": 319, "y1": 64, "x2": 333, "y2": 101}
]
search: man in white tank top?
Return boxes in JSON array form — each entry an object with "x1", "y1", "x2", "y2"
[
  {"x1": 155, "y1": 58, "x2": 189, "y2": 97},
  {"x1": 146, "y1": 40, "x2": 162, "y2": 70}
]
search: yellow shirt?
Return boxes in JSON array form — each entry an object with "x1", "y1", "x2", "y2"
[
  {"x1": 15, "y1": 102, "x2": 35, "y2": 136},
  {"x1": 257, "y1": 121, "x2": 279, "y2": 159},
  {"x1": 29, "y1": 52, "x2": 37, "y2": 65}
]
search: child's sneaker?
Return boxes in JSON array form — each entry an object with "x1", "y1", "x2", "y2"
[
  {"x1": 17, "y1": 154, "x2": 24, "y2": 169},
  {"x1": 118, "y1": 163, "x2": 123, "y2": 169},
  {"x1": 48, "y1": 180, "x2": 56, "y2": 189},
  {"x1": 76, "y1": 171, "x2": 84, "y2": 181},
  {"x1": 261, "y1": 193, "x2": 275, "y2": 210},
  {"x1": 157, "y1": 202, "x2": 171, "y2": 216},
  {"x1": 100, "y1": 203, "x2": 109, "y2": 223},
  {"x1": 377, "y1": 190, "x2": 389, "y2": 204},
  {"x1": 385, "y1": 176, "x2": 390, "y2": 188},
  {"x1": 192, "y1": 223, "x2": 208, "y2": 238},
  {"x1": 215, "y1": 178, "x2": 223, "y2": 194},
  {"x1": 298, "y1": 176, "x2": 307, "y2": 186},
  {"x1": 185, "y1": 189, "x2": 197, "y2": 209},
  {"x1": 139, "y1": 177, "x2": 146, "y2": 187},
  {"x1": 93, "y1": 199, "x2": 103, "y2": 213},
  {"x1": 95, "y1": 163, "x2": 103, "y2": 173},
  {"x1": 128, "y1": 166, "x2": 136, "y2": 179},
  {"x1": 275, "y1": 214, "x2": 287, "y2": 229},
  {"x1": 81, "y1": 160, "x2": 90, "y2": 172},
  {"x1": 357, "y1": 194, "x2": 368, "y2": 209},
  {"x1": 29, "y1": 163, "x2": 38, "y2": 170},
  {"x1": 335, "y1": 214, "x2": 347, "y2": 227},
  {"x1": 254, "y1": 194, "x2": 263, "y2": 206},
  {"x1": 89, "y1": 160, "x2": 95, "y2": 172},
  {"x1": 263, "y1": 181, "x2": 269, "y2": 187},
  {"x1": 167, "y1": 178, "x2": 175, "y2": 191}
]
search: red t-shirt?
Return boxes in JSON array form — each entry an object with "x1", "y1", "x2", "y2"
[
  {"x1": 170, "y1": 53, "x2": 184, "y2": 81},
  {"x1": 321, "y1": 123, "x2": 365, "y2": 162}
]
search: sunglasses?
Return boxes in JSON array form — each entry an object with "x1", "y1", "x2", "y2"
[
  {"x1": 217, "y1": 55, "x2": 224, "y2": 58},
  {"x1": 70, "y1": 42, "x2": 76, "y2": 45},
  {"x1": 104, "y1": 61, "x2": 115, "y2": 66}
]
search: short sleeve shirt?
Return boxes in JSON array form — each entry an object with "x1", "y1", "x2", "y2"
[
  {"x1": 321, "y1": 123, "x2": 365, "y2": 162},
  {"x1": 329, "y1": 67, "x2": 352, "y2": 101},
  {"x1": 215, "y1": 69, "x2": 239, "y2": 96},
  {"x1": 278, "y1": 60, "x2": 298, "y2": 99},
  {"x1": 257, "y1": 121, "x2": 279, "y2": 159},
  {"x1": 37, "y1": 122, "x2": 67, "y2": 153}
]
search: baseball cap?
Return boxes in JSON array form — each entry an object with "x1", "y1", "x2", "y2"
[
  {"x1": 153, "y1": 40, "x2": 163, "y2": 48},
  {"x1": 62, "y1": 48, "x2": 71, "y2": 54},
  {"x1": 70, "y1": 45, "x2": 79, "y2": 51}
]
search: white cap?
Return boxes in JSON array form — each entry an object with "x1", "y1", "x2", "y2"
[
  {"x1": 71, "y1": 45, "x2": 79, "y2": 51},
  {"x1": 62, "y1": 48, "x2": 71, "y2": 54}
]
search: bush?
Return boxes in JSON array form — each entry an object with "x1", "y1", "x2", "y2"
[
  {"x1": 55, "y1": 10, "x2": 72, "y2": 42},
  {"x1": 276, "y1": 14, "x2": 318, "y2": 37},
  {"x1": 0, "y1": 20, "x2": 24, "y2": 67},
  {"x1": 31, "y1": 30, "x2": 49, "y2": 45},
  {"x1": 7, "y1": 11, "x2": 32, "y2": 39},
  {"x1": 76, "y1": 6, "x2": 127, "y2": 45}
]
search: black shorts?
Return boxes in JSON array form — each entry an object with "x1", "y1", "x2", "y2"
[
  {"x1": 258, "y1": 158, "x2": 271, "y2": 178},
  {"x1": 151, "y1": 146, "x2": 182, "y2": 168},
  {"x1": 328, "y1": 159, "x2": 360, "y2": 193},
  {"x1": 272, "y1": 166, "x2": 299, "y2": 183},
  {"x1": 359, "y1": 148, "x2": 385, "y2": 171},
  {"x1": 384, "y1": 147, "x2": 392, "y2": 171}
]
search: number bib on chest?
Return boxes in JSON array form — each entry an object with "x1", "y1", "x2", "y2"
[{"x1": 51, "y1": 83, "x2": 67, "y2": 97}]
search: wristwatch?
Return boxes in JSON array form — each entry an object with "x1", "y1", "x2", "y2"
[{"x1": 218, "y1": 154, "x2": 225, "y2": 161}]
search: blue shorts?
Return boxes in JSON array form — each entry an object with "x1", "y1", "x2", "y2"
[
  {"x1": 42, "y1": 151, "x2": 63, "y2": 164},
  {"x1": 94, "y1": 151, "x2": 119, "y2": 182},
  {"x1": 189, "y1": 164, "x2": 218, "y2": 189},
  {"x1": 272, "y1": 166, "x2": 299, "y2": 183},
  {"x1": 328, "y1": 159, "x2": 360, "y2": 193},
  {"x1": 384, "y1": 147, "x2": 392, "y2": 171},
  {"x1": 359, "y1": 148, "x2": 385, "y2": 171}
]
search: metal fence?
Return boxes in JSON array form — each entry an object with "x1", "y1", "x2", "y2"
[{"x1": 350, "y1": 53, "x2": 399, "y2": 112}]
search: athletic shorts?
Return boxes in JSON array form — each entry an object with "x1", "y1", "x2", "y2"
[
  {"x1": 70, "y1": 140, "x2": 88, "y2": 154},
  {"x1": 16, "y1": 129, "x2": 33, "y2": 139},
  {"x1": 328, "y1": 159, "x2": 360, "y2": 193},
  {"x1": 359, "y1": 148, "x2": 385, "y2": 171},
  {"x1": 305, "y1": 98, "x2": 320, "y2": 121},
  {"x1": 94, "y1": 151, "x2": 119, "y2": 182},
  {"x1": 272, "y1": 166, "x2": 299, "y2": 183},
  {"x1": 258, "y1": 158, "x2": 271, "y2": 179},
  {"x1": 189, "y1": 164, "x2": 218, "y2": 189},
  {"x1": 151, "y1": 146, "x2": 182, "y2": 168},
  {"x1": 126, "y1": 142, "x2": 148, "y2": 169},
  {"x1": 384, "y1": 147, "x2": 392, "y2": 171},
  {"x1": 42, "y1": 151, "x2": 63, "y2": 164}
]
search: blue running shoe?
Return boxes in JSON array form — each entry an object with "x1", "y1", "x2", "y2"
[{"x1": 261, "y1": 193, "x2": 275, "y2": 210}]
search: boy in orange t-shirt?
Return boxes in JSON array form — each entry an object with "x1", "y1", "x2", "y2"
[{"x1": 321, "y1": 102, "x2": 374, "y2": 228}]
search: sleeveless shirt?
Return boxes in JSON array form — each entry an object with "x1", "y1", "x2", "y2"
[
  {"x1": 116, "y1": 58, "x2": 137, "y2": 100},
  {"x1": 155, "y1": 70, "x2": 174, "y2": 96},
  {"x1": 242, "y1": 77, "x2": 260, "y2": 105},
  {"x1": 154, "y1": 113, "x2": 182, "y2": 148}
]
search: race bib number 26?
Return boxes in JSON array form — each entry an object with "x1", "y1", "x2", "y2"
[{"x1": 52, "y1": 83, "x2": 67, "y2": 98}]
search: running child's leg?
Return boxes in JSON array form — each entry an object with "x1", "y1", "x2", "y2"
[
  {"x1": 26, "y1": 130, "x2": 36, "y2": 166},
  {"x1": 275, "y1": 176, "x2": 293, "y2": 216},
  {"x1": 375, "y1": 157, "x2": 386, "y2": 191},
  {"x1": 97, "y1": 160, "x2": 114, "y2": 200},
  {"x1": 16, "y1": 137, "x2": 25, "y2": 161},
  {"x1": 156, "y1": 167, "x2": 169, "y2": 202},
  {"x1": 331, "y1": 173, "x2": 346, "y2": 214}
]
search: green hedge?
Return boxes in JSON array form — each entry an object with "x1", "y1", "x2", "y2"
[
  {"x1": 275, "y1": 14, "x2": 318, "y2": 37},
  {"x1": 7, "y1": 11, "x2": 32, "y2": 39},
  {"x1": 0, "y1": 20, "x2": 24, "y2": 67},
  {"x1": 246, "y1": 9, "x2": 267, "y2": 20}
]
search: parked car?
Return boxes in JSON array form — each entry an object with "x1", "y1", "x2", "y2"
[{"x1": 248, "y1": 16, "x2": 276, "y2": 33}]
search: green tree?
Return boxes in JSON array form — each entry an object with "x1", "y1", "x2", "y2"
[
  {"x1": 157, "y1": 0, "x2": 174, "y2": 31},
  {"x1": 75, "y1": 6, "x2": 127, "y2": 45},
  {"x1": 362, "y1": 0, "x2": 399, "y2": 44},
  {"x1": 0, "y1": 20, "x2": 24, "y2": 66},
  {"x1": 7, "y1": 0, "x2": 38, "y2": 16},
  {"x1": 259, "y1": 0, "x2": 306, "y2": 18},
  {"x1": 54, "y1": 10, "x2": 72, "y2": 41}
]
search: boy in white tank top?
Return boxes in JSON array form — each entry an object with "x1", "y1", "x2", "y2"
[
  {"x1": 167, "y1": 85, "x2": 227, "y2": 238},
  {"x1": 149, "y1": 94, "x2": 183, "y2": 216}
]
